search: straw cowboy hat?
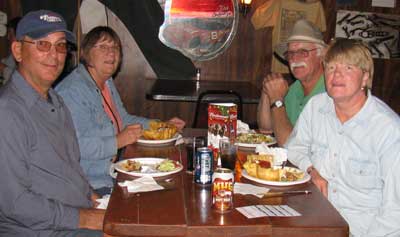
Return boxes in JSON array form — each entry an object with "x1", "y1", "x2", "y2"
[{"x1": 274, "y1": 19, "x2": 326, "y2": 60}]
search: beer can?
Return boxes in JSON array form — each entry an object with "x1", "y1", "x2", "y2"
[
  {"x1": 194, "y1": 147, "x2": 213, "y2": 185},
  {"x1": 212, "y1": 168, "x2": 234, "y2": 212}
]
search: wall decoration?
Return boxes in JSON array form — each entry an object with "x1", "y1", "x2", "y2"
[
  {"x1": 335, "y1": 10, "x2": 400, "y2": 59},
  {"x1": 371, "y1": 0, "x2": 396, "y2": 8},
  {"x1": 0, "y1": 11, "x2": 6, "y2": 37},
  {"x1": 159, "y1": 0, "x2": 239, "y2": 61}
]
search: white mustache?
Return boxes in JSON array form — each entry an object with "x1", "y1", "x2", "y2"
[{"x1": 290, "y1": 62, "x2": 307, "y2": 71}]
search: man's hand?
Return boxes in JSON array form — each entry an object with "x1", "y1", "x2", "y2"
[
  {"x1": 262, "y1": 73, "x2": 289, "y2": 103},
  {"x1": 309, "y1": 167, "x2": 328, "y2": 198},
  {"x1": 116, "y1": 124, "x2": 143, "y2": 149},
  {"x1": 167, "y1": 117, "x2": 186, "y2": 131},
  {"x1": 79, "y1": 208, "x2": 105, "y2": 230}
]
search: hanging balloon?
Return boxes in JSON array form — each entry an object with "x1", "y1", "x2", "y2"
[{"x1": 159, "y1": 0, "x2": 239, "y2": 61}]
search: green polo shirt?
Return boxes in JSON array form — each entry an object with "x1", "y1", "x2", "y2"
[{"x1": 284, "y1": 75, "x2": 325, "y2": 125}]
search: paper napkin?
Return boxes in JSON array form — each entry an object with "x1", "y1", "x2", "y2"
[
  {"x1": 255, "y1": 144, "x2": 287, "y2": 166},
  {"x1": 175, "y1": 134, "x2": 184, "y2": 145},
  {"x1": 95, "y1": 194, "x2": 110, "y2": 210},
  {"x1": 237, "y1": 120, "x2": 252, "y2": 134},
  {"x1": 234, "y1": 182, "x2": 270, "y2": 198},
  {"x1": 118, "y1": 176, "x2": 164, "y2": 193}
]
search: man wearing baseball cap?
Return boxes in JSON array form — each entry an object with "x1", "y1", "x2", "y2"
[
  {"x1": 257, "y1": 19, "x2": 327, "y2": 146},
  {"x1": 0, "y1": 10, "x2": 104, "y2": 236}
]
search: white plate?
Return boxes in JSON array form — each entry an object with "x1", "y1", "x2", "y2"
[
  {"x1": 241, "y1": 168, "x2": 310, "y2": 186},
  {"x1": 137, "y1": 134, "x2": 182, "y2": 146},
  {"x1": 235, "y1": 137, "x2": 277, "y2": 148},
  {"x1": 114, "y1": 158, "x2": 183, "y2": 177}
]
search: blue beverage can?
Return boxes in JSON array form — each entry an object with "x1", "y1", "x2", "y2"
[{"x1": 194, "y1": 147, "x2": 213, "y2": 185}]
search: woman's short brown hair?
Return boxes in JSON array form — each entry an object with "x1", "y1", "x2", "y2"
[
  {"x1": 80, "y1": 26, "x2": 122, "y2": 67},
  {"x1": 324, "y1": 38, "x2": 374, "y2": 89}
]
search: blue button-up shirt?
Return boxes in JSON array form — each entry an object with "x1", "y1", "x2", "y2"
[
  {"x1": 286, "y1": 92, "x2": 400, "y2": 237},
  {"x1": 56, "y1": 64, "x2": 150, "y2": 189},
  {"x1": 0, "y1": 72, "x2": 95, "y2": 236}
]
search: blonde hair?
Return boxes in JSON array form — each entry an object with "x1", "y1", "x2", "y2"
[{"x1": 324, "y1": 38, "x2": 374, "y2": 89}]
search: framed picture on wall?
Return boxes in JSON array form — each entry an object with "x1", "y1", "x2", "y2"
[{"x1": 335, "y1": 10, "x2": 400, "y2": 59}]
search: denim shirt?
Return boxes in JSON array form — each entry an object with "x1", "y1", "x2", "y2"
[
  {"x1": 286, "y1": 92, "x2": 400, "y2": 237},
  {"x1": 56, "y1": 64, "x2": 150, "y2": 189}
]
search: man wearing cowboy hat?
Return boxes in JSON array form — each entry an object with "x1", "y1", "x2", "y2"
[
  {"x1": 257, "y1": 19, "x2": 327, "y2": 146},
  {"x1": 0, "y1": 10, "x2": 104, "y2": 236}
]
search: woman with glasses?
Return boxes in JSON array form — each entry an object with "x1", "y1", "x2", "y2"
[{"x1": 56, "y1": 26, "x2": 185, "y2": 195}]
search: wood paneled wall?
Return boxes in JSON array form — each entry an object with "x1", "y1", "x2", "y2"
[
  {"x1": 117, "y1": 0, "x2": 399, "y2": 126},
  {"x1": 1, "y1": 0, "x2": 399, "y2": 127}
]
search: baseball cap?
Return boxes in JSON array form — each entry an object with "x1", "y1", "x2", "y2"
[
  {"x1": 274, "y1": 19, "x2": 326, "y2": 60},
  {"x1": 16, "y1": 10, "x2": 76, "y2": 44}
]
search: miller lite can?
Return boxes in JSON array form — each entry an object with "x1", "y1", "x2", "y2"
[{"x1": 212, "y1": 168, "x2": 234, "y2": 212}]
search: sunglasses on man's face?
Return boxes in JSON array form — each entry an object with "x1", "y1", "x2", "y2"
[{"x1": 21, "y1": 40, "x2": 68, "y2": 54}]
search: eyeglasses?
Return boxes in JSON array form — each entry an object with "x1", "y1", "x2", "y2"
[
  {"x1": 285, "y1": 48, "x2": 318, "y2": 60},
  {"x1": 93, "y1": 44, "x2": 120, "y2": 54},
  {"x1": 21, "y1": 40, "x2": 68, "y2": 54}
]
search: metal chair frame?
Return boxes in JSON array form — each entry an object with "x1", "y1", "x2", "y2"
[{"x1": 192, "y1": 90, "x2": 243, "y2": 128}]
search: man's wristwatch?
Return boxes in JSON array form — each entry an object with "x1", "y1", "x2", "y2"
[{"x1": 270, "y1": 99, "x2": 285, "y2": 109}]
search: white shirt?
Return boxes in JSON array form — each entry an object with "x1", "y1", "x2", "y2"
[{"x1": 286, "y1": 92, "x2": 400, "y2": 237}]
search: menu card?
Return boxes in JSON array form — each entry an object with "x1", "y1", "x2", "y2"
[{"x1": 236, "y1": 205, "x2": 301, "y2": 218}]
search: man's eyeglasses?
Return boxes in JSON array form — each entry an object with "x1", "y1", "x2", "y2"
[
  {"x1": 285, "y1": 48, "x2": 318, "y2": 60},
  {"x1": 93, "y1": 44, "x2": 120, "y2": 54},
  {"x1": 21, "y1": 40, "x2": 68, "y2": 54}
]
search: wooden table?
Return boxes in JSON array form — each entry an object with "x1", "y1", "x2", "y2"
[
  {"x1": 146, "y1": 79, "x2": 260, "y2": 104},
  {"x1": 103, "y1": 129, "x2": 349, "y2": 237}
]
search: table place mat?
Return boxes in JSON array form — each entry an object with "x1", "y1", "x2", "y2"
[{"x1": 236, "y1": 205, "x2": 301, "y2": 218}]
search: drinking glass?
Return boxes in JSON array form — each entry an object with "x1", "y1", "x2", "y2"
[
  {"x1": 219, "y1": 138, "x2": 237, "y2": 171},
  {"x1": 185, "y1": 137, "x2": 205, "y2": 173}
]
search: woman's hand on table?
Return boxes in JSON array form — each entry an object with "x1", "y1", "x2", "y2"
[
  {"x1": 168, "y1": 117, "x2": 186, "y2": 131},
  {"x1": 116, "y1": 124, "x2": 143, "y2": 149},
  {"x1": 91, "y1": 192, "x2": 101, "y2": 208}
]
